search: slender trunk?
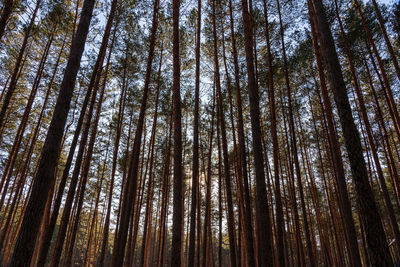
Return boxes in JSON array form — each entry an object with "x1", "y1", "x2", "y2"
[
  {"x1": 334, "y1": 0, "x2": 400, "y2": 252},
  {"x1": 64, "y1": 19, "x2": 116, "y2": 267},
  {"x1": 202, "y1": 86, "x2": 215, "y2": 267},
  {"x1": 0, "y1": 0, "x2": 13, "y2": 42},
  {"x1": 188, "y1": 0, "x2": 201, "y2": 264},
  {"x1": 9, "y1": 1, "x2": 95, "y2": 265},
  {"x1": 0, "y1": 0, "x2": 41, "y2": 129},
  {"x1": 227, "y1": 0, "x2": 256, "y2": 264},
  {"x1": 310, "y1": 0, "x2": 392, "y2": 265},
  {"x1": 98, "y1": 41, "x2": 128, "y2": 267},
  {"x1": 139, "y1": 45, "x2": 163, "y2": 267},
  {"x1": 111, "y1": 0, "x2": 159, "y2": 264},
  {"x1": 240, "y1": 0, "x2": 273, "y2": 265},
  {"x1": 276, "y1": 0, "x2": 315, "y2": 265},
  {"x1": 212, "y1": 1, "x2": 237, "y2": 265},
  {"x1": 170, "y1": 0, "x2": 183, "y2": 263},
  {"x1": 84, "y1": 136, "x2": 111, "y2": 266},
  {"x1": 261, "y1": 1, "x2": 284, "y2": 265}
]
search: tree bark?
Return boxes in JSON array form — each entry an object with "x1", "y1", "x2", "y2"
[
  {"x1": 8, "y1": 0, "x2": 95, "y2": 265},
  {"x1": 310, "y1": 0, "x2": 393, "y2": 265},
  {"x1": 0, "y1": 0, "x2": 13, "y2": 42},
  {"x1": 0, "y1": 0, "x2": 41, "y2": 129},
  {"x1": 111, "y1": 0, "x2": 159, "y2": 264},
  {"x1": 240, "y1": 0, "x2": 273, "y2": 265},
  {"x1": 188, "y1": 0, "x2": 201, "y2": 264}
]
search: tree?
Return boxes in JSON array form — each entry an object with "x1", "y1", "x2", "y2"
[
  {"x1": 240, "y1": 0, "x2": 274, "y2": 265},
  {"x1": 310, "y1": 0, "x2": 393, "y2": 265},
  {"x1": 9, "y1": 0, "x2": 96, "y2": 265},
  {"x1": 170, "y1": 0, "x2": 183, "y2": 263}
]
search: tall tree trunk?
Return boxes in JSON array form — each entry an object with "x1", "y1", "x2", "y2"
[
  {"x1": 188, "y1": 0, "x2": 201, "y2": 264},
  {"x1": 111, "y1": 0, "x2": 159, "y2": 264},
  {"x1": 227, "y1": 0, "x2": 256, "y2": 264},
  {"x1": 0, "y1": 0, "x2": 13, "y2": 42},
  {"x1": 310, "y1": 0, "x2": 393, "y2": 265},
  {"x1": 276, "y1": 0, "x2": 315, "y2": 265},
  {"x1": 334, "y1": 0, "x2": 400, "y2": 253},
  {"x1": 98, "y1": 40, "x2": 128, "y2": 267},
  {"x1": 202, "y1": 85, "x2": 215, "y2": 267},
  {"x1": 8, "y1": 0, "x2": 95, "y2": 265},
  {"x1": 170, "y1": 0, "x2": 183, "y2": 263},
  {"x1": 240, "y1": 0, "x2": 273, "y2": 265},
  {"x1": 50, "y1": 5, "x2": 118, "y2": 266},
  {"x1": 139, "y1": 44, "x2": 163, "y2": 267},
  {"x1": 262, "y1": 1, "x2": 285, "y2": 265},
  {"x1": 0, "y1": 0, "x2": 41, "y2": 129},
  {"x1": 212, "y1": 0, "x2": 238, "y2": 265}
]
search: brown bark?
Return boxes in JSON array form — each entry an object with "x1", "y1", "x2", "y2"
[
  {"x1": 139, "y1": 44, "x2": 163, "y2": 267},
  {"x1": 170, "y1": 0, "x2": 183, "y2": 263},
  {"x1": 0, "y1": 0, "x2": 13, "y2": 42},
  {"x1": 8, "y1": 0, "x2": 95, "y2": 265},
  {"x1": 111, "y1": 0, "x2": 159, "y2": 264},
  {"x1": 240, "y1": 0, "x2": 273, "y2": 265},
  {"x1": 227, "y1": 0, "x2": 256, "y2": 264},
  {"x1": 202, "y1": 85, "x2": 215, "y2": 267},
  {"x1": 64, "y1": 20, "x2": 116, "y2": 267},
  {"x1": 276, "y1": 0, "x2": 315, "y2": 265},
  {"x1": 307, "y1": 2, "x2": 363, "y2": 265},
  {"x1": 311, "y1": 0, "x2": 393, "y2": 265},
  {"x1": 98, "y1": 38, "x2": 128, "y2": 267},
  {"x1": 334, "y1": 0, "x2": 400, "y2": 252},
  {"x1": 188, "y1": 0, "x2": 201, "y2": 264},
  {"x1": 50, "y1": 5, "x2": 118, "y2": 266},
  {"x1": 0, "y1": 0, "x2": 41, "y2": 129},
  {"x1": 212, "y1": 0, "x2": 238, "y2": 265}
]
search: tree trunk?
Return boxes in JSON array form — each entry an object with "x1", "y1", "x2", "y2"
[
  {"x1": 212, "y1": 0, "x2": 238, "y2": 265},
  {"x1": 111, "y1": 0, "x2": 159, "y2": 264},
  {"x1": 0, "y1": 0, "x2": 13, "y2": 42},
  {"x1": 0, "y1": 0, "x2": 41, "y2": 129},
  {"x1": 240, "y1": 0, "x2": 273, "y2": 265},
  {"x1": 188, "y1": 0, "x2": 201, "y2": 264},
  {"x1": 310, "y1": 0, "x2": 393, "y2": 265},
  {"x1": 8, "y1": 0, "x2": 95, "y2": 265}
]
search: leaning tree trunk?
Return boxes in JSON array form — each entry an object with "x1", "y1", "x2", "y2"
[
  {"x1": 0, "y1": 0, "x2": 13, "y2": 42},
  {"x1": 0, "y1": 0, "x2": 40, "y2": 130},
  {"x1": 8, "y1": 0, "x2": 95, "y2": 265},
  {"x1": 334, "y1": 0, "x2": 400, "y2": 253},
  {"x1": 308, "y1": 2, "x2": 364, "y2": 266},
  {"x1": 310, "y1": 0, "x2": 393, "y2": 265},
  {"x1": 111, "y1": 0, "x2": 159, "y2": 264}
]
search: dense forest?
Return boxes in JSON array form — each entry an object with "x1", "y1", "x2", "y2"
[{"x1": 0, "y1": 0, "x2": 399, "y2": 266}]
